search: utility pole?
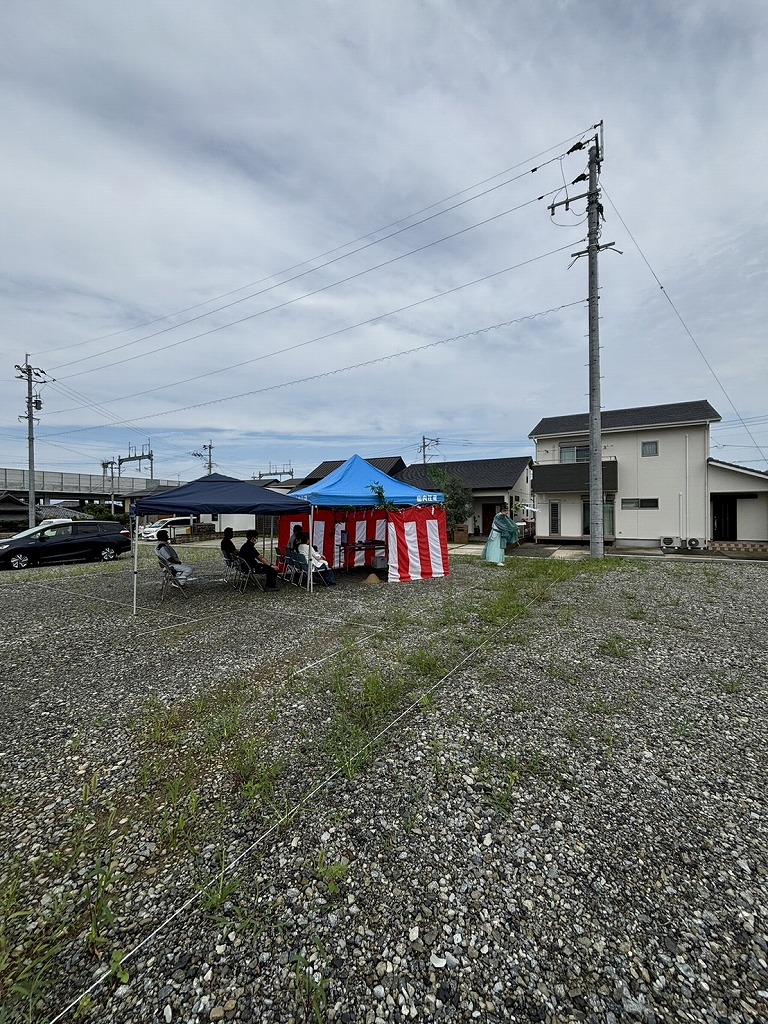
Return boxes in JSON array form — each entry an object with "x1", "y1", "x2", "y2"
[
  {"x1": 101, "y1": 459, "x2": 117, "y2": 513},
  {"x1": 420, "y1": 436, "x2": 440, "y2": 464},
  {"x1": 549, "y1": 123, "x2": 614, "y2": 559},
  {"x1": 190, "y1": 440, "x2": 214, "y2": 474},
  {"x1": 15, "y1": 355, "x2": 45, "y2": 528}
]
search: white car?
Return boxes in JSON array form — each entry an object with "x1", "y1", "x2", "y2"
[{"x1": 140, "y1": 516, "x2": 194, "y2": 541}]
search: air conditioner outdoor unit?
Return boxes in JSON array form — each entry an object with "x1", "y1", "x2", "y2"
[
  {"x1": 660, "y1": 535, "x2": 681, "y2": 549},
  {"x1": 686, "y1": 537, "x2": 707, "y2": 550}
]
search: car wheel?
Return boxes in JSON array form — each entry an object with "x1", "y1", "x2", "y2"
[
  {"x1": 100, "y1": 546, "x2": 117, "y2": 561},
  {"x1": 10, "y1": 553, "x2": 30, "y2": 570}
]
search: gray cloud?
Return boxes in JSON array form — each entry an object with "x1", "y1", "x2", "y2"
[{"x1": 1, "y1": 0, "x2": 765, "y2": 478}]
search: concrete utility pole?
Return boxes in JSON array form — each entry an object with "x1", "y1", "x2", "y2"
[
  {"x1": 191, "y1": 440, "x2": 214, "y2": 474},
  {"x1": 420, "y1": 436, "x2": 440, "y2": 464},
  {"x1": 15, "y1": 355, "x2": 45, "y2": 528},
  {"x1": 549, "y1": 123, "x2": 614, "y2": 559},
  {"x1": 101, "y1": 460, "x2": 117, "y2": 513}
]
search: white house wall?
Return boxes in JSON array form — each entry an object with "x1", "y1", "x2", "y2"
[{"x1": 534, "y1": 424, "x2": 712, "y2": 545}]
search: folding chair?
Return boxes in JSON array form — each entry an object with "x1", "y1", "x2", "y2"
[
  {"x1": 235, "y1": 555, "x2": 266, "y2": 593},
  {"x1": 222, "y1": 554, "x2": 238, "y2": 585},
  {"x1": 158, "y1": 557, "x2": 189, "y2": 601},
  {"x1": 294, "y1": 551, "x2": 332, "y2": 588},
  {"x1": 275, "y1": 548, "x2": 292, "y2": 584}
]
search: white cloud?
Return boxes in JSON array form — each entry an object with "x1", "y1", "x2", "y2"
[{"x1": 0, "y1": 0, "x2": 765, "y2": 478}]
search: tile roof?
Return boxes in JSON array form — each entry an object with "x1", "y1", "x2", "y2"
[
  {"x1": 396, "y1": 457, "x2": 532, "y2": 490},
  {"x1": 529, "y1": 400, "x2": 721, "y2": 438}
]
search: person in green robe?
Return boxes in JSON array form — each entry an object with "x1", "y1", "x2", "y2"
[{"x1": 482, "y1": 504, "x2": 519, "y2": 565}]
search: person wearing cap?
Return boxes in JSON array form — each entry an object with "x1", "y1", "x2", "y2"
[
  {"x1": 482, "y1": 503, "x2": 519, "y2": 566},
  {"x1": 155, "y1": 529, "x2": 195, "y2": 582}
]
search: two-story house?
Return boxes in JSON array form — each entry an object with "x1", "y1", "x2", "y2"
[{"x1": 528, "y1": 400, "x2": 768, "y2": 550}]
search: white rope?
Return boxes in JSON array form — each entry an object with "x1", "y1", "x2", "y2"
[{"x1": 46, "y1": 564, "x2": 576, "y2": 1022}]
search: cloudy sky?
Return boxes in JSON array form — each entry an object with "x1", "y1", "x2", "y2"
[{"x1": 1, "y1": 0, "x2": 766, "y2": 484}]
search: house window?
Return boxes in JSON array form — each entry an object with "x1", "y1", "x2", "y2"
[
  {"x1": 641, "y1": 440, "x2": 659, "y2": 457},
  {"x1": 549, "y1": 502, "x2": 560, "y2": 535},
  {"x1": 560, "y1": 444, "x2": 589, "y2": 463},
  {"x1": 621, "y1": 498, "x2": 659, "y2": 510}
]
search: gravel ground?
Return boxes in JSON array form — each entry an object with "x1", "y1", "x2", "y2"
[{"x1": 0, "y1": 550, "x2": 766, "y2": 1024}]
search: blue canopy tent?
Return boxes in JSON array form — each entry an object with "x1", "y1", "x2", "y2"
[
  {"x1": 290, "y1": 455, "x2": 444, "y2": 507},
  {"x1": 131, "y1": 473, "x2": 311, "y2": 611}
]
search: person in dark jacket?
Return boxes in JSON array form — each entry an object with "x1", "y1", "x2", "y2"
[
  {"x1": 220, "y1": 527, "x2": 239, "y2": 563},
  {"x1": 238, "y1": 530, "x2": 279, "y2": 590}
]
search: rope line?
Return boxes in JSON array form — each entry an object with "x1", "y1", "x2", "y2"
[{"x1": 46, "y1": 560, "x2": 578, "y2": 1024}]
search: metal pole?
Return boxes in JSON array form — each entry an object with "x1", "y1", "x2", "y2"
[
  {"x1": 25, "y1": 358, "x2": 36, "y2": 528},
  {"x1": 587, "y1": 141, "x2": 604, "y2": 559}
]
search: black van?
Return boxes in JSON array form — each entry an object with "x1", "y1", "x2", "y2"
[{"x1": 0, "y1": 520, "x2": 131, "y2": 570}]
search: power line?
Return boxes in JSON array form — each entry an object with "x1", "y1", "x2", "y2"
[
  {"x1": 45, "y1": 239, "x2": 584, "y2": 414},
  {"x1": 55, "y1": 186, "x2": 568, "y2": 382},
  {"x1": 42, "y1": 301, "x2": 586, "y2": 437},
  {"x1": 602, "y1": 184, "x2": 767, "y2": 466},
  {"x1": 36, "y1": 123, "x2": 600, "y2": 361}
]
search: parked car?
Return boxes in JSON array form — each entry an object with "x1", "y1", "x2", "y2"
[
  {"x1": 0, "y1": 520, "x2": 131, "y2": 570},
  {"x1": 140, "y1": 516, "x2": 194, "y2": 541}
]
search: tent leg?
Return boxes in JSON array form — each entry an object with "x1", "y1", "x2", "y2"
[{"x1": 132, "y1": 513, "x2": 139, "y2": 616}]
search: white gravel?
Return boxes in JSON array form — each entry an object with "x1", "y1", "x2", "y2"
[{"x1": 0, "y1": 551, "x2": 766, "y2": 1024}]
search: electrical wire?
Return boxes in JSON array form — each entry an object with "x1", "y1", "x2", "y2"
[
  {"x1": 602, "y1": 185, "x2": 767, "y2": 466},
  {"x1": 35, "y1": 123, "x2": 600, "y2": 361},
  {"x1": 55, "y1": 187, "x2": 568, "y2": 382},
  {"x1": 42, "y1": 300, "x2": 585, "y2": 438},
  {"x1": 45, "y1": 238, "x2": 584, "y2": 414}
]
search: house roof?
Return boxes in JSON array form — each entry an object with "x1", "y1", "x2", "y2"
[
  {"x1": 0, "y1": 491, "x2": 28, "y2": 511},
  {"x1": 299, "y1": 456, "x2": 406, "y2": 487},
  {"x1": 708, "y1": 458, "x2": 768, "y2": 479},
  {"x1": 36, "y1": 504, "x2": 94, "y2": 520},
  {"x1": 396, "y1": 457, "x2": 532, "y2": 490},
  {"x1": 529, "y1": 400, "x2": 721, "y2": 439}
]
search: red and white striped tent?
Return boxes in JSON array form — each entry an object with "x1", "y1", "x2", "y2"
[{"x1": 283, "y1": 456, "x2": 449, "y2": 583}]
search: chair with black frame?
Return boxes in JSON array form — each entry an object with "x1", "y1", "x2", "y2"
[
  {"x1": 275, "y1": 548, "x2": 294, "y2": 584},
  {"x1": 233, "y1": 555, "x2": 266, "y2": 593}
]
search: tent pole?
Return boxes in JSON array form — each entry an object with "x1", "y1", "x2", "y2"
[{"x1": 132, "y1": 507, "x2": 139, "y2": 616}]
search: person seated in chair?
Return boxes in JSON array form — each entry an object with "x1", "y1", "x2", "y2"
[
  {"x1": 289, "y1": 524, "x2": 303, "y2": 551},
  {"x1": 155, "y1": 529, "x2": 195, "y2": 582},
  {"x1": 220, "y1": 527, "x2": 239, "y2": 563},
  {"x1": 298, "y1": 532, "x2": 336, "y2": 585},
  {"x1": 238, "y1": 530, "x2": 279, "y2": 590}
]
